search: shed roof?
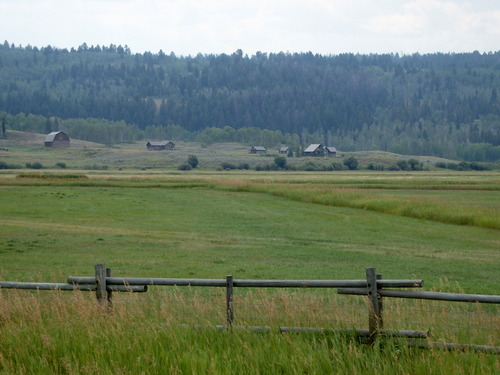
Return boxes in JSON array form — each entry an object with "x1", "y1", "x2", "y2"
[
  {"x1": 252, "y1": 146, "x2": 267, "y2": 151},
  {"x1": 304, "y1": 144, "x2": 321, "y2": 152},
  {"x1": 325, "y1": 146, "x2": 337, "y2": 153}
]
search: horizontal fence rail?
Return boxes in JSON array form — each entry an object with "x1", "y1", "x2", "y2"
[
  {"x1": 185, "y1": 325, "x2": 430, "y2": 339},
  {"x1": 67, "y1": 276, "x2": 424, "y2": 289},
  {"x1": 338, "y1": 288, "x2": 500, "y2": 304},
  {"x1": 0, "y1": 281, "x2": 147, "y2": 293},
  {"x1": 407, "y1": 341, "x2": 500, "y2": 354}
]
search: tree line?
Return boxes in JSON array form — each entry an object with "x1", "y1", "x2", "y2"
[{"x1": 0, "y1": 42, "x2": 499, "y2": 161}]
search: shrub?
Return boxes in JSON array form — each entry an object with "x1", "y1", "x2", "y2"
[
  {"x1": 187, "y1": 155, "x2": 199, "y2": 168},
  {"x1": 221, "y1": 162, "x2": 237, "y2": 170},
  {"x1": 343, "y1": 157, "x2": 358, "y2": 170},
  {"x1": 0, "y1": 161, "x2": 21, "y2": 169},
  {"x1": 177, "y1": 163, "x2": 192, "y2": 171},
  {"x1": 238, "y1": 163, "x2": 250, "y2": 170},
  {"x1": 469, "y1": 162, "x2": 488, "y2": 171},
  {"x1": 274, "y1": 156, "x2": 287, "y2": 169},
  {"x1": 436, "y1": 161, "x2": 490, "y2": 171},
  {"x1": 83, "y1": 164, "x2": 108, "y2": 170},
  {"x1": 26, "y1": 162, "x2": 43, "y2": 169},
  {"x1": 55, "y1": 162, "x2": 67, "y2": 169},
  {"x1": 256, "y1": 163, "x2": 279, "y2": 171},
  {"x1": 408, "y1": 159, "x2": 422, "y2": 171},
  {"x1": 302, "y1": 162, "x2": 319, "y2": 171},
  {"x1": 367, "y1": 163, "x2": 384, "y2": 171},
  {"x1": 396, "y1": 160, "x2": 408, "y2": 171},
  {"x1": 331, "y1": 162, "x2": 344, "y2": 171}
]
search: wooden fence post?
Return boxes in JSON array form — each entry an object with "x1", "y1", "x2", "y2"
[
  {"x1": 106, "y1": 267, "x2": 113, "y2": 311},
  {"x1": 366, "y1": 267, "x2": 382, "y2": 343},
  {"x1": 377, "y1": 274, "x2": 383, "y2": 330},
  {"x1": 226, "y1": 275, "x2": 234, "y2": 329},
  {"x1": 95, "y1": 263, "x2": 107, "y2": 306}
]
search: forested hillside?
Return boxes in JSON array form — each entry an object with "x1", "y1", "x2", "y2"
[{"x1": 0, "y1": 42, "x2": 499, "y2": 161}]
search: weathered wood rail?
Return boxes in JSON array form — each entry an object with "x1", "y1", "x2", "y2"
[
  {"x1": 1, "y1": 264, "x2": 498, "y2": 353},
  {"x1": 0, "y1": 281, "x2": 147, "y2": 293},
  {"x1": 66, "y1": 276, "x2": 423, "y2": 288},
  {"x1": 338, "y1": 288, "x2": 500, "y2": 304}
]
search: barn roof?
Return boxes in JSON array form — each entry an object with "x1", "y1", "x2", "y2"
[
  {"x1": 325, "y1": 146, "x2": 337, "y2": 153},
  {"x1": 147, "y1": 141, "x2": 173, "y2": 146},
  {"x1": 44, "y1": 131, "x2": 68, "y2": 142},
  {"x1": 252, "y1": 146, "x2": 267, "y2": 151}
]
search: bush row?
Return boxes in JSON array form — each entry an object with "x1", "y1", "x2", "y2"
[{"x1": 435, "y1": 161, "x2": 491, "y2": 171}]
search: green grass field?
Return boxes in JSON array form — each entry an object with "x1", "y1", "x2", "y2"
[
  {"x1": 1, "y1": 171, "x2": 499, "y2": 291},
  {"x1": 0, "y1": 163, "x2": 499, "y2": 372}
]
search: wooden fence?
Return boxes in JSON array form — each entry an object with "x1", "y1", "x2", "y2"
[{"x1": 1, "y1": 264, "x2": 499, "y2": 353}]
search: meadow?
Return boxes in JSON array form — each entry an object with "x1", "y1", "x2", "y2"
[
  {"x1": 1, "y1": 170, "x2": 499, "y2": 288},
  {"x1": 0, "y1": 168, "x2": 499, "y2": 373}
]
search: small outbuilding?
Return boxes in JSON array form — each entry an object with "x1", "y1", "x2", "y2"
[
  {"x1": 325, "y1": 146, "x2": 338, "y2": 156},
  {"x1": 44, "y1": 131, "x2": 70, "y2": 147},
  {"x1": 250, "y1": 146, "x2": 267, "y2": 154},
  {"x1": 147, "y1": 141, "x2": 175, "y2": 151},
  {"x1": 304, "y1": 144, "x2": 323, "y2": 156},
  {"x1": 278, "y1": 147, "x2": 289, "y2": 154}
]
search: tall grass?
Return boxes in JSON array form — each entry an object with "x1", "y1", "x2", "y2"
[
  {"x1": 6, "y1": 172, "x2": 498, "y2": 229},
  {"x1": 212, "y1": 180, "x2": 500, "y2": 229},
  {"x1": 0, "y1": 289, "x2": 497, "y2": 374},
  {"x1": 2, "y1": 170, "x2": 499, "y2": 230}
]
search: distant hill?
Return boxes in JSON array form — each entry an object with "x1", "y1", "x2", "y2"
[
  {"x1": 0, "y1": 43, "x2": 499, "y2": 161},
  {"x1": 1, "y1": 130, "x2": 465, "y2": 171},
  {"x1": 1, "y1": 130, "x2": 103, "y2": 148}
]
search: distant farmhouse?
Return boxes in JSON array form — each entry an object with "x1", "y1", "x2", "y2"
[
  {"x1": 146, "y1": 141, "x2": 175, "y2": 151},
  {"x1": 304, "y1": 144, "x2": 323, "y2": 156},
  {"x1": 44, "y1": 131, "x2": 70, "y2": 147},
  {"x1": 250, "y1": 146, "x2": 267, "y2": 154},
  {"x1": 278, "y1": 146, "x2": 289, "y2": 154},
  {"x1": 325, "y1": 146, "x2": 338, "y2": 156}
]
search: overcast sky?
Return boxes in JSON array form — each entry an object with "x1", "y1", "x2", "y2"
[{"x1": 1, "y1": 0, "x2": 499, "y2": 56}]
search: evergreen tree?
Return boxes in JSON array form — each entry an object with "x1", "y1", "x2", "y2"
[
  {"x1": 187, "y1": 155, "x2": 199, "y2": 168},
  {"x1": 44, "y1": 118, "x2": 52, "y2": 134},
  {"x1": 274, "y1": 156, "x2": 287, "y2": 169},
  {"x1": 1, "y1": 117, "x2": 5, "y2": 138}
]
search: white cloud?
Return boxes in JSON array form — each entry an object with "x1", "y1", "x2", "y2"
[
  {"x1": 362, "y1": 0, "x2": 500, "y2": 53},
  {"x1": 0, "y1": 0, "x2": 498, "y2": 55}
]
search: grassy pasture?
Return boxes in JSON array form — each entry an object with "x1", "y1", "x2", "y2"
[
  {"x1": 0, "y1": 170, "x2": 499, "y2": 374},
  {"x1": 0, "y1": 170, "x2": 499, "y2": 291}
]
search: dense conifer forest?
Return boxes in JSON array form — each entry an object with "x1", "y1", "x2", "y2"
[{"x1": 0, "y1": 41, "x2": 499, "y2": 161}]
